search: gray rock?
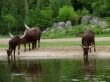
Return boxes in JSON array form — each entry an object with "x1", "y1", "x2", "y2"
[
  {"x1": 52, "y1": 23, "x2": 58, "y2": 28},
  {"x1": 57, "y1": 22, "x2": 65, "y2": 29},
  {"x1": 65, "y1": 21, "x2": 72, "y2": 28},
  {"x1": 81, "y1": 15, "x2": 108, "y2": 28},
  {"x1": 81, "y1": 16, "x2": 91, "y2": 24}
]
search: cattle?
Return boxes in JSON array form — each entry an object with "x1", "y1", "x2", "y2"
[
  {"x1": 7, "y1": 32, "x2": 20, "y2": 59},
  {"x1": 81, "y1": 30, "x2": 96, "y2": 59},
  {"x1": 20, "y1": 24, "x2": 41, "y2": 51}
]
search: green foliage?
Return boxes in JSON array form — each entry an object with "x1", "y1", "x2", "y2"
[
  {"x1": 57, "y1": 6, "x2": 79, "y2": 25},
  {"x1": 76, "y1": 8, "x2": 89, "y2": 16},
  {"x1": 42, "y1": 23, "x2": 110, "y2": 39},
  {"x1": 92, "y1": 0, "x2": 110, "y2": 17},
  {"x1": 27, "y1": 8, "x2": 53, "y2": 30},
  {"x1": 91, "y1": 27, "x2": 103, "y2": 34},
  {"x1": 3, "y1": 14, "x2": 16, "y2": 29},
  {"x1": 0, "y1": 0, "x2": 110, "y2": 35},
  {"x1": 0, "y1": 15, "x2": 16, "y2": 35},
  {"x1": 50, "y1": 0, "x2": 72, "y2": 17}
]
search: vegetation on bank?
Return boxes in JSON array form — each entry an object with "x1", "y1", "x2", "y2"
[
  {"x1": 42, "y1": 24, "x2": 110, "y2": 39},
  {"x1": 0, "y1": 0, "x2": 110, "y2": 36}
]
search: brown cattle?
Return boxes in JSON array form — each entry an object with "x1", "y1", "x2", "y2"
[
  {"x1": 7, "y1": 32, "x2": 20, "y2": 58},
  {"x1": 20, "y1": 24, "x2": 41, "y2": 51},
  {"x1": 81, "y1": 30, "x2": 96, "y2": 59}
]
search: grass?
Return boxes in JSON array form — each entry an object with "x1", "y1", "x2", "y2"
[
  {"x1": 95, "y1": 33, "x2": 110, "y2": 37},
  {"x1": 1, "y1": 41, "x2": 110, "y2": 48}
]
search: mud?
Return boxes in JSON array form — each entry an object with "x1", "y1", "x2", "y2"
[{"x1": 0, "y1": 46, "x2": 110, "y2": 60}]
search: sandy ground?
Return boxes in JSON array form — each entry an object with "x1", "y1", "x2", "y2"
[{"x1": 0, "y1": 37, "x2": 110, "y2": 60}]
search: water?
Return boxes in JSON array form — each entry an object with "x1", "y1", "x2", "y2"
[{"x1": 0, "y1": 58, "x2": 110, "y2": 82}]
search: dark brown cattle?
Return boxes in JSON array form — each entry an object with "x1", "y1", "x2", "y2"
[
  {"x1": 7, "y1": 33, "x2": 20, "y2": 58},
  {"x1": 20, "y1": 24, "x2": 41, "y2": 51},
  {"x1": 81, "y1": 30, "x2": 96, "y2": 59}
]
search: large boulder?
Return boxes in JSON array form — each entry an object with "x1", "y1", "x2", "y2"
[
  {"x1": 57, "y1": 22, "x2": 65, "y2": 29},
  {"x1": 81, "y1": 16, "x2": 91, "y2": 24},
  {"x1": 65, "y1": 21, "x2": 72, "y2": 28},
  {"x1": 81, "y1": 16, "x2": 108, "y2": 28}
]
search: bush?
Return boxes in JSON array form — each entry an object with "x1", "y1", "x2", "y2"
[
  {"x1": 0, "y1": 15, "x2": 16, "y2": 35},
  {"x1": 91, "y1": 27, "x2": 102, "y2": 34},
  {"x1": 57, "y1": 6, "x2": 79, "y2": 25},
  {"x1": 27, "y1": 8, "x2": 53, "y2": 31},
  {"x1": 76, "y1": 8, "x2": 89, "y2": 16}
]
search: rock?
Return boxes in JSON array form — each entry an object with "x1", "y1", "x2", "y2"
[
  {"x1": 65, "y1": 21, "x2": 72, "y2": 28},
  {"x1": 81, "y1": 16, "x2": 91, "y2": 24},
  {"x1": 81, "y1": 15, "x2": 108, "y2": 28},
  {"x1": 57, "y1": 22, "x2": 65, "y2": 29},
  {"x1": 52, "y1": 23, "x2": 58, "y2": 28}
]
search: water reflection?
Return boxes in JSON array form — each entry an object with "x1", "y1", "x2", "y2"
[
  {"x1": 0, "y1": 57, "x2": 110, "y2": 82},
  {"x1": 8, "y1": 58, "x2": 42, "y2": 82},
  {"x1": 83, "y1": 56, "x2": 96, "y2": 82}
]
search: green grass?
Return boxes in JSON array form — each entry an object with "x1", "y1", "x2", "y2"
[
  {"x1": 1, "y1": 41, "x2": 110, "y2": 48},
  {"x1": 95, "y1": 33, "x2": 110, "y2": 37},
  {"x1": 96, "y1": 41, "x2": 110, "y2": 46},
  {"x1": 41, "y1": 41, "x2": 110, "y2": 47},
  {"x1": 0, "y1": 45, "x2": 8, "y2": 48},
  {"x1": 41, "y1": 41, "x2": 80, "y2": 47}
]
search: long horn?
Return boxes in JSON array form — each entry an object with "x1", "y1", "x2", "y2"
[
  {"x1": 80, "y1": 45, "x2": 86, "y2": 48},
  {"x1": 21, "y1": 30, "x2": 26, "y2": 38},
  {"x1": 89, "y1": 46, "x2": 92, "y2": 48},
  {"x1": 24, "y1": 23, "x2": 30, "y2": 29},
  {"x1": 9, "y1": 32, "x2": 13, "y2": 38}
]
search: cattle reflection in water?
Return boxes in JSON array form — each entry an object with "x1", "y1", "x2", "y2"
[
  {"x1": 8, "y1": 58, "x2": 42, "y2": 81},
  {"x1": 83, "y1": 57, "x2": 96, "y2": 82}
]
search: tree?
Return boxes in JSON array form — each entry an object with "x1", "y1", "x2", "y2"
[
  {"x1": 57, "y1": 6, "x2": 79, "y2": 25},
  {"x1": 27, "y1": 8, "x2": 53, "y2": 31},
  {"x1": 92, "y1": 0, "x2": 110, "y2": 17}
]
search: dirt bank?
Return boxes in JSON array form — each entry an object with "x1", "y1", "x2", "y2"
[{"x1": 0, "y1": 46, "x2": 110, "y2": 60}]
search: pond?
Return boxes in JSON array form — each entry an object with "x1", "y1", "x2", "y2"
[{"x1": 0, "y1": 58, "x2": 110, "y2": 82}]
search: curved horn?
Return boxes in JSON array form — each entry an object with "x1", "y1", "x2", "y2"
[
  {"x1": 89, "y1": 46, "x2": 92, "y2": 48},
  {"x1": 9, "y1": 32, "x2": 13, "y2": 38},
  {"x1": 21, "y1": 30, "x2": 26, "y2": 38},
  {"x1": 80, "y1": 45, "x2": 86, "y2": 48},
  {"x1": 24, "y1": 23, "x2": 30, "y2": 29}
]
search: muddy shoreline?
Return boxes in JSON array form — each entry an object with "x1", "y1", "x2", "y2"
[{"x1": 0, "y1": 46, "x2": 110, "y2": 60}]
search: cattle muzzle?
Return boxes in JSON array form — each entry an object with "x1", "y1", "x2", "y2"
[{"x1": 6, "y1": 49, "x2": 13, "y2": 57}]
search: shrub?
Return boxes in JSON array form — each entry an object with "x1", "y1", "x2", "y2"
[
  {"x1": 27, "y1": 8, "x2": 53, "y2": 31},
  {"x1": 57, "y1": 6, "x2": 79, "y2": 25},
  {"x1": 91, "y1": 27, "x2": 102, "y2": 34},
  {"x1": 76, "y1": 8, "x2": 89, "y2": 16},
  {"x1": 1, "y1": 15, "x2": 16, "y2": 35}
]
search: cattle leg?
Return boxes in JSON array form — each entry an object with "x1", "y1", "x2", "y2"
[
  {"x1": 29, "y1": 43, "x2": 31, "y2": 50},
  {"x1": 38, "y1": 39, "x2": 40, "y2": 48},
  {"x1": 94, "y1": 45, "x2": 96, "y2": 52},
  {"x1": 24, "y1": 44, "x2": 26, "y2": 51},
  {"x1": 13, "y1": 50, "x2": 15, "y2": 59},
  {"x1": 11, "y1": 53, "x2": 13, "y2": 59},
  {"x1": 89, "y1": 48, "x2": 91, "y2": 52},
  {"x1": 32, "y1": 42, "x2": 34, "y2": 49},
  {"x1": 18, "y1": 45, "x2": 20, "y2": 55},
  {"x1": 35, "y1": 41, "x2": 37, "y2": 48},
  {"x1": 93, "y1": 40, "x2": 96, "y2": 52}
]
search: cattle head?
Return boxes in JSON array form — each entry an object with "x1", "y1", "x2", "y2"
[
  {"x1": 81, "y1": 45, "x2": 92, "y2": 56},
  {"x1": 6, "y1": 49, "x2": 13, "y2": 57}
]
